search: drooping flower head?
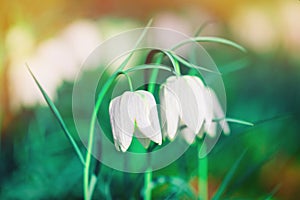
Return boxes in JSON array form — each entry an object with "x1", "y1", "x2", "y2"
[
  {"x1": 160, "y1": 75, "x2": 207, "y2": 139},
  {"x1": 160, "y1": 75, "x2": 230, "y2": 143},
  {"x1": 109, "y1": 90, "x2": 162, "y2": 152},
  {"x1": 201, "y1": 87, "x2": 230, "y2": 137}
]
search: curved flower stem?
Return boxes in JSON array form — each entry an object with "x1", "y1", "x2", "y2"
[
  {"x1": 143, "y1": 53, "x2": 164, "y2": 200},
  {"x1": 123, "y1": 64, "x2": 173, "y2": 74},
  {"x1": 198, "y1": 141, "x2": 208, "y2": 200},
  {"x1": 84, "y1": 63, "x2": 160, "y2": 199},
  {"x1": 142, "y1": 52, "x2": 164, "y2": 200},
  {"x1": 172, "y1": 54, "x2": 181, "y2": 75},
  {"x1": 120, "y1": 72, "x2": 134, "y2": 91},
  {"x1": 147, "y1": 54, "x2": 164, "y2": 93},
  {"x1": 84, "y1": 73, "x2": 118, "y2": 200},
  {"x1": 143, "y1": 50, "x2": 181, "y2": 199},
  {"x1": 83, "y1": 20, "x2": 152, "y2": 200},
  {"x1": 147, "y1": 50, "x2": 181, "y2": 92}
]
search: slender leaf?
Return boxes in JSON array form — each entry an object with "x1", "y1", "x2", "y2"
[
  {"x1": 123, "y1": 64, "x2": 173, "y2": 74},
  {"x1": 161, "y1": 50, "x2": 181, "y2": 75},
  {"x1": 27, "y1": 64, "x2": 85, "y2": 166},
  {"x1": 219, "y1": 58, "x2": 250, "y2": 75},
  {"x1": 170, "y1": 53, "x2": 221, "y2": 75},
  {"x1": 172, "y1": 36, "x2": 246, "y2": 53},
  {"x1": 143, "y1": 49, "x2": 182, "y2": 75},
  {"x1": 212, "y1": 117, "x2": 254, "y2": 126},
  {"x1": 212, "y1": 150, "x2": 247, "y2": 200},
  {"x1": 223, "y1": 118, "x2": 254, "y2": 126}
]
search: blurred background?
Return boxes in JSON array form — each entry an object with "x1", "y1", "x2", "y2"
[{"x1": 1, "y1": 0, "x2": 300, "y2": 199}]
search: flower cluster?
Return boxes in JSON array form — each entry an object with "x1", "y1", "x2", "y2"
[{"x1": 109, "y1": 75, "x2": 230, "y2": 152}]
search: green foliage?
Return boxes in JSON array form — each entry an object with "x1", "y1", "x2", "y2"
[{"x1": 1, "y1": 27, "x2": 300, "y2": 200}]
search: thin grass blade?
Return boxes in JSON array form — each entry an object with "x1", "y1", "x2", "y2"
[
  {"x1": 212, "y1": 150, "x2": 247, "y2": 200},
  {"x1": 123, "y1": 64, "x2": 173, "y2": 74},
  {"x1": 192, "y1": 37, "x2": 246, "y2": 52},
  {"x1": 219, "y1": 58, "x2": 250, "y2": 75},
  {"x1": 225, "y1": 118, "x2": 254, "y2": 126},
  {"x1": 171, "y1": 53, "x2": 221, "y2": 75},
  {"x1": 212, "y1": 117, "x2": 254, "y2": 126},
  {"x1": 172, "y1": 36, "x2": 246, "y2": 53},
  {"x1": 26, "y1": 64, "x2": 85, "y2": 165}
]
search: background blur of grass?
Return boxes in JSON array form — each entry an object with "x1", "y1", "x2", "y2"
[{"x1": 1, "y1": 0, "x2": 300, "y2": 199}]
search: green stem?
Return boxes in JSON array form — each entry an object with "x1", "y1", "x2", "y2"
[
  {"x1": 142, "y1": 52, "x2": 165, "y2": 200},
  {"x1": 84, "y1": 73, "x2": 118, "y2": 200},
  {"x1": 198, "y1": 142, "x2": 208, "y2": 200},
  {"x1": 121, "y1": 72, "x2": 134, "y2": 91},
  {"x1": 143, "y1": 49, "x2": 181, "y2": 199},
  {"x1": 147, "y1": 51, "x2": 181, "y2": 93},
  {"x1": 83, "y1": 20, "x2": 152, "y2": 200},
  {"x1": 84, "y1": 59, "x2": 172, "y2": 200},
  {"x1": 144, "y1": 168, "x2": 152, "y2": 200},
  {"x1": 172, "y1": 54, "x2": 181, "y2": 75},
  {"x1": 147, "y1": 54, "x2": 164, "y2": 93},
  {"x1": 123, "y1": 64, "x2": 173, "y2": 74}
]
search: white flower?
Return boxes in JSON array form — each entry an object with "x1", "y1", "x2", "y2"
[
  {"x1": 160, "y1": 75, "x2": 230, "y2": 143},
  {"x1": 160, "y1": 75, "x2": 207, "y2": 139},
  {"x1": 109, "y1": 90, "x2": 162, "y2": 152},
  {"x1": 200, "y1": 87, "x2": 230, "y2": 137}
]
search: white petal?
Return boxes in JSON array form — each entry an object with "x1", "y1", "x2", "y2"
[
  {"x1": 219, "y1": 119, "x2": 230, "y2": 135},
  {"x1": 202, "y1": 87, "x2": 215, "y2": 136},
  {"x1": 170, "y1": 76, "x2": 201, "y2": 133},
  {"x1": 205, "y1": 121, "x2": 218, "y2": 137},
  {"x1": 159, "y1": 86, "x2": 168, "y2": 139},
  {"x1": 134, "y1": 128, "x2": 151, "y2": 148},
  {"x1": 115, "y1": 92, "x2": 135, "y2": 152},
  {"x1": 181, "y1": 127, "x2": 196, "y2": 144},
  {"x1": 135, "y1": 90, "x2": 162, "y2": 145},
  {"x1": 183, "y1": 76, "x2": 206, "y2": 132},
  {"x1": 109, "y1": 96, "x2": 122, "y2": 151},
  {"x1": 207, "y1": 88, "x2": 230, "y2": 135},
  {"x1": 160, "y1": 82, "x2": 180, "y2": 140},
  {"x1": 137, "y1": 138, "x2": 151, "y2": 148},
  {"x1": 128, "y1": 91, "x2": 150, "y2": 128}
]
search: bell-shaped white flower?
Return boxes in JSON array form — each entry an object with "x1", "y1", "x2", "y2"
[
  {"x1": 180, "y1": 87, "x2": 230, "y2": 144},
  {"x1": 160, "y1": 75, "x2": 207, "y2": 140},
  {"x1": 109, "y1": 90, "x2": 162, "y2": 152},
  {"x1": 200, "y1": 87, "x2": 230, "y2": 137},
  {"x1": 160, "y1": 75, "x2": 230, "y2": 143}
]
